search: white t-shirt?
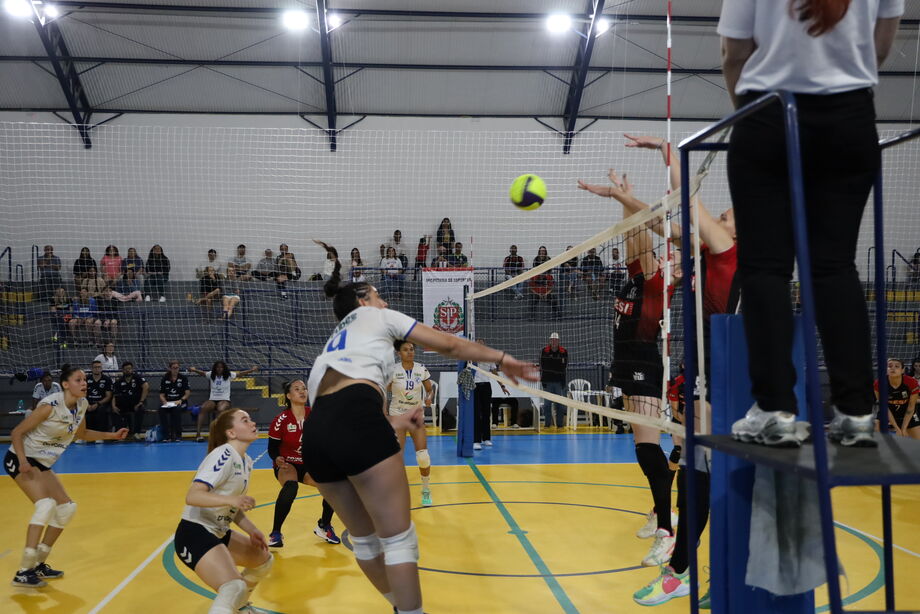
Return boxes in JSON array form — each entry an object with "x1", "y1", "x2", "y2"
[
  {"x1": 718, "y1": 0, "x2": 904, "y2": 95},
  {"x1": 32, "y1": 382, "x2": 62, "y2": 400},
  {"x1": 206, "y1": 371, "x2": 237, "y2": 401},
  {"x1": 94, "y1": 353, "x2": 119, "y2": 373},
  {"x1": 181, "y1": 443, "x2": 252, "y2": 537},
  {"x1": 381, "y1": 258, "x2": 403, "y2": 277},
  {"x1": 23, "y1": 392, "x2": 87, "y2": 467},
  {"x1": 308, "y1": 306, "x2": 418, "y2": 405},
  {"x1": 474, "y1": 362, "x2": 496, "y2": 384},
  {"x1": 389, "y1": 362, "x2": 431, "y2": 414}
]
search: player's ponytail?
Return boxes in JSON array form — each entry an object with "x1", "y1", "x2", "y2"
[
  {"x1": 791, "y1": 0, "x2": 851, "y2": 36},
  {"x1": 324, "y1": 259, "x2": 373, "y2": 321},
  {"x1": 208, "y1": 408, "x2": 241, "y2": 452},
  {"x1": 59, "y1": 364, "x2": 81, "y2": 384}
]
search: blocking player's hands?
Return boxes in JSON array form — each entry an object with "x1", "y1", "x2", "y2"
[{"x1": 624, "y1": 133, "x2": 665, "y2": 150}]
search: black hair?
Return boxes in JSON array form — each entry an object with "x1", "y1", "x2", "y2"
[
  {"x1": 324, "y1": 260, "x2": 372, "y2": 320},
  {"x1": 889, "y1": 357, "x2": 905, "y2": 368},
  {"x1": 40, "y1": 369, "x2": 52, "y2": 380},
  {"x1": 281, "y1": 379, "x2": 305, "y2": 409},
  {"x1": 59, "y1": 364, "x2": 81, "y2": 383},
  {"x1": 92, "y1": 360, "x2": 102, "y2": 365},
  {"x1": 238, "y1": 244, "x2": 246, "y2": 250},
  {"x1": 122, "y1": 361, "x2": 134, "y2": 368},
  {"x1": 394, "y1": 339, "x2": 412, "y2": 352},
  {"x1": 210, "y1": 360, "x2": 228, "y2": 379}
]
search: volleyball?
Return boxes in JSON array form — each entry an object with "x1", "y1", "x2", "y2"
[{"x1": 509, "y1": 173, "x2": 546, "y2": 210}]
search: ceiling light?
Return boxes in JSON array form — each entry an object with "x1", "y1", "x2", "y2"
[
  {"x1": 595, "y1": 17, "x2": 611, "y2": 36},
  {"x1": 546, "y1": 13, "x2": 571, "y2": 34},
  {"x1": 327, "y1": 13, "x2": 343, "y2": 30},
  {"x1": 281, "y1": 9, "x2": 309, "y2": 31},
  {"x1": 3, "y1": 0, "x2": 32, "y2": 18}
]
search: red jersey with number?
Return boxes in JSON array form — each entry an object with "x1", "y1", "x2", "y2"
[
  {"x1": 701, "y1": 244, "x2": 739, "y2": 320},
  {"x1": 614, "y1": 260, "x2": 673, "y2": 344},
  {"x1": 874, "y1": 376, "x2": 919, "y2": 415},
  {"x1": 268, "y1": 408, "x2": 310, "y2": 465}
]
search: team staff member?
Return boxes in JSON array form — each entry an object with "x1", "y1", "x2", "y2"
[
  {"x1": 6, "y1": 365, "x2": 128, "y2": 587},
  {"x1": 159, "y1": 360, "x2": 191, "y2": 443},
  {"x1": 473, "y1": 339, "x2": 508, "y2": 451},
  {"x1": 539, "y1": 332, "x2": 568, "y2": 428},
  {"x1": 388, "y1": 341, "x2": 435, "y2": 506},
  {"x1": 267, "y1": 380, "x2": 340, "y2": 549},
  {"x1": 875, "y1": 358, "x2": 920, "y2": 439},
  {"x1": 112, "y1": 362, "x2": 149, "y2": 440},
  {"x1": 85, "y1": 360, "x2": 113, "y2": 436}
]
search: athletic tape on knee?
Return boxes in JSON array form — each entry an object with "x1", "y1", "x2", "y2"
[
  {"x1": 350, "y1": 533, "x2": 383, "y2": 561},
  {"x1": 49, "y1": 501, "x2": 77, "y2": 529},
  {"x1": 415, "y1": 449, "x2": 431, "y2": 470},
  {"x1": 380, "y1": 522, "x2": 419, "y2": 566},
  {"x1": 211, "y1": 578, "x2": 247, "y2": 614},
  {"x1": 30, "y1": 498, "x2": 56, "y2": 526},
  {"x1": 241, "y1": 553, "x2": 273, "y2": 587}
]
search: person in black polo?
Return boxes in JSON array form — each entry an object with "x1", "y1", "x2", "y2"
[
  {"x1": 540, "y1": 332, "x2": 568, "y2": 428},
  {"x1": 159, "y1": 359, "x2": 191, "y2": 443},
  {"x1": 112, "y1": 362, "x2": 149, "y2": 440},
  {"x1": 85, "y1": 360, "x2": 113, "y2": 437}
]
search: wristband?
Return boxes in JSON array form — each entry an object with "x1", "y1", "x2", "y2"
[{"x1": 498, "y1": 352, "x2": 506, "y2": 367}]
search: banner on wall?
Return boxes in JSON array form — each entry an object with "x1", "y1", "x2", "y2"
[{"x1": 422, "y1": 268, "x2": 474, "y2": 336}]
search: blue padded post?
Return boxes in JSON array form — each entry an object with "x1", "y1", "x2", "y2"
[{"x1": 456, "y1": 360, "x2": 474, "y2": 458}]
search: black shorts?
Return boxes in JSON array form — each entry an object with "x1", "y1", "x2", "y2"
[
  {"x1": 4, "y1": 450, "x2": 50, "y2": 479},
  {"x1": 273, "y1": 462, "x2": 309, "y2": 484},
  {"x1": 610, "y1": 343, "x2": 663, "y2": 398},
  {"x1": 302, "y1": 384, "x2": 401, "y2": 483},
  {"x1": 892, "y1": 408, "x2": 920, "y2": 430},
  {"x1": 173, "y1": 519, "x2": 231, "y2": 571}
]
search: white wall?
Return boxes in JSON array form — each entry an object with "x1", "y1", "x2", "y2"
[{"x1": 0, "y1": 112, "x2": 916, "y2": 282}]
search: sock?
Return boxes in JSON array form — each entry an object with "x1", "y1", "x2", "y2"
[
  {"x1": 320, "y1": 499, "x2": 334, "y2": 527},
  {"x1": 19, "y1": 547, "x2": 37, "y2": 572},
  {"x1": 397, "y1": 609, "x2": 423, "y2": 614},
  {"x1": 383, "y1": 592, "x2": 396, "y2": 606},
  {"x1": 36, "y1": 543, "x2": 51, "y2": 565},
  {"x1": 670, "y1": 468, "x2": 711, "y2": 574},
  {"x1": 635, "y1": 443, "x2": 673, "y2": 533},
  {"x1": 271, "y1": 481, "x2": 298, "y2": 534},
  {"x1": 421, "y1": 475, "x2": 430, "y2": 489}
]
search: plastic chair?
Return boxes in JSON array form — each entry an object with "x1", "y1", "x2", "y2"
[
  {"x1": 428, "y1": 380, "x2": 439, "y2": 428},
  {"x1": 566, "y1": 378, "x2": 592, "y2": 429}
]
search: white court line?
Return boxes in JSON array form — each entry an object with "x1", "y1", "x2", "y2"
[
  {"x1": 87, "y1": 535, "x2": 173, "y2": 614},
  {"x1": 836, "y1": 521, "x2": 920, "y2": 559}
]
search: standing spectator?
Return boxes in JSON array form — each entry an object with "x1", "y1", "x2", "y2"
[
  {"x1": 231, "y1": 244, "x2": 253, "y2": 281},
  {"x1": 503, "y1": 245, "x2": 525, "y2": 300},
  {"x1": 221, "y1": 262, "x2": 242, "y2": 320},
  {"x1": 113, "y1": 269, "x2": 143, "y2": 302},
  {"x1": 609, "y1": 246, "x2": 626, "y2": 293},
  {"x1": 275, "y1": 251, "x2": 300, "y2": 300},
  {"x1": 448, "y1": 242, "x2": 469, "y2": 267},
  {"x1": 94, "y1": 341, "x2": 119, "y2": 374},
  {"x1": 540, "y1": 333, "x2": 569, "y2": 428},
  {"x1": 31, "y1": 371, "x2": 62, "y2": 410},
  {"x1": 187, "y1": 266, "x2": 221, "y2": 320},
  {"x1": 36, "y1": 245, "x2": 62, "y2": 301},
  {"x1": 581, "y1": 247, "x2": 605, "y2": 300},
  {"x1": 158, "y1": 360, "x2": 191, "y2": 442},
  {"x1": 387, "y1": 230, "x2": 409, "y2": 268},
  {"x1": 112, "y1": 362, "x2": 149, "y2": 440},
  {"x1": 96, "y1": 287, "x2": 120, "y2": 340},
  {"x1": 144, "y1": 244, "x2": 170, "y2": 303},
  {"x1": 72, "y1": 247, "x2": 97, "y2": 284},
  {"x1": 188, "y1": 362, "x2": 259, "y2": 442},
  {"x1": 349, "y1": 248, "x2": 366, "y2": 283},
  {"x1": 69, "y1": 288, "x2": 101, "y2": 345},
  {"x1": 253, "y1": 248, "x2": 276, "y2": 281},
  {"x1": 80, "y1": 266, "x2": 107, "y2": 298},
  {"x1": 85, "y1": 360, "x2": 113, "y2": 438},
  {"x1": 196, "y1": 249, "x2": 223, "y2": 279},
  {"x1": 414, "y1": 236, "x2": 431, "y2": 280},
  {"x1": 431, "y1": 245, "x2": 450, "y2": 268},
  {"x1": 121, "y1": 247, "x2": 144, "y2": 277},
  {"x1": 437, "y1": 217, "x2": 455, "y2": 252},
  {"x1": 100, "y1": 246, "x2": 123, "y2": 282},
  {"x1": 379, "y1": 246, "x2": 404, "y2": 299},
  {"x1": 472, "y1": 339, "x2": 508, "y2": 450}
]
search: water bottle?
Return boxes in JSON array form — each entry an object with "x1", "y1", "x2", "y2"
[{"x1": 16, "y1": 399, "x2": 25, "y2": 414}]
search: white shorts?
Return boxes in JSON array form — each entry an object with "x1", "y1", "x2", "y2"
[{"x1": 388, "y1": 403, "x2": 421, "y2": 417}]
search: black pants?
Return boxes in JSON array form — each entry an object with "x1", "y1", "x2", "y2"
[
  {"x1": 114, "y1": 405, "x2": 146, "y2": 434},
  {"x1": 728, "y1": 89, "x2": 878, "y2": 416},
  {"x1": 159, "y1": 403, "x2": 186, "y2": 440},
  {"x1": 86, "y1": 405, "x2": 110, "y2": 432},
  {"x1": 473, "y1": 382, "x2": 492, "y2": 443}
]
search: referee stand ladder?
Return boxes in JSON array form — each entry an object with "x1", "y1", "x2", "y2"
[{"x1": 678, "y1": 92, "x2": 920, "y2": 614}]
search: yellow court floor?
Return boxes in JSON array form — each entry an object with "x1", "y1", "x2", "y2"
[{"x1": 1, "y1": 463, "x2": 918, "y2": 613}]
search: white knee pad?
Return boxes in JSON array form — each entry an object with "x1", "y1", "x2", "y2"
[
  {"x1": 241, "y1": 553, "x2": 273, "y2": 587},
  {"x1": 210, "y1": 578, "x2": 247, "y2": 614},
  {"x1": 380, "y1": 522, "x2": 419, "y2": 566},
  {"x1": 350, "y1": 533, "x2": 383, "y2": 561},
  {"x1": 415, "y1": 449, "x2": 431, "y2": 470},
  {"x1": 49, "y1": 501, "x2": 77, "y2": 529},
  {"x1": 30, "y1": 498, "x2": 56, "y2": 526}
]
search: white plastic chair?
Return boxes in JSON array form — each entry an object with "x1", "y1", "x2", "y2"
[
  {"x1": 428, "y1": 380, "x2": 439, "y2": 428},
  {"x1": 566, "y1": 378, "x2": 592, "y2": 429}
]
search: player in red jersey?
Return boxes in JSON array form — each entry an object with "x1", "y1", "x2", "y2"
[
  {"x1": 874, "y1": 358, "x2": 920, "y2": 439},
  {"x1": 266, "y1": 380, "x2": 340, "y2": 548}
]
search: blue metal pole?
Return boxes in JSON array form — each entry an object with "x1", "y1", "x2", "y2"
[{"x1": 780, "y1": 92, "x2": 843, "y2": 614}]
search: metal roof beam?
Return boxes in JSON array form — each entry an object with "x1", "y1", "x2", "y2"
[
  {"x1": 562, "y1": 0, "x2": 606, "y2": 154},
  {"x1": 315, "y1": 0, "x2": 337, "y2": 151}
]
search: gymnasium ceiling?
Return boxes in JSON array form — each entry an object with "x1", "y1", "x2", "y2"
[{"x1": 1, "y1": 0, "x2": 919, "y2": 132}]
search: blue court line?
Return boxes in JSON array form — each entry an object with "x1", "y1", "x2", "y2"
[{"x1": 465, "y1": 458, "x2": 579, "y2": 614}]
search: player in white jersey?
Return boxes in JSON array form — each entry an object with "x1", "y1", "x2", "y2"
[
  {"x1": 5, "y1": 364, "x2": 128, "y2": 588},
  {"x1": 388, "y1": 340, "x2": 434, "y2": 506},
  {"x1": 174, "y1": 408, "x2": 273, "y2": 614},
  {"x1": 302, "y1": 258, "x2": 539, "y2": 614}
]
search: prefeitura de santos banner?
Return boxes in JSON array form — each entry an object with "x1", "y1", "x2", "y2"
[{"x1": 421, "y1": 268, "x2": 474, "y2": 336}]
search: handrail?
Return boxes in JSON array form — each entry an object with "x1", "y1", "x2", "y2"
[
  {"x1": 14, "y1": 264, "x2": 23, "y2": 283},
  {"x1": 31, "y1": 245, "x2": 39, "y2": 282},
  {"x1": 891, "y1": 249, "x2": 916, "y2": 285},
  {"x1": 866, "y1": 246, "x2": 874, "y2": 291},
  {"x1": 0, "y1": 247, "x2": 10, "y2": 282},
  {"x1": 879, "y1": 125, "x2": 920, "y2": 150}
]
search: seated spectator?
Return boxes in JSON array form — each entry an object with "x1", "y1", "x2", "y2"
[
  {"x1": 73, "y1": 247, "x2": 97, "y2": 284},
  {"x1": 94, "y1": 341, "x2": 120, "y2": 373},
  {"x1": 100, "y1": 245, "x2": 123, "y2": 282},
  {"x1": 188, "y1": 361, "x2": 258, "y2": 442},
  {"x1": 221, "y1": 262, "x2": 242, "y2": 320},
  {"x1": 49, "y1": 286, "x2": 71, "y2": 312},
  {"x1": 275, "y1": 251, "x2": 300, "y2": 300},
  {"x1": 378, "y1": 243, "x2": 387, "y2": 266},
  {"x1": 31, "y1": 370, "x2": 62, "y2": 410},
  {"x1": 387, "y1": 230, "x2": 409, "y2": 268},
  {"x1": 414, "y1": 235, "x2": 431, "y2": 280},
  {"x1": 448, "y1": 242, "x2": 469, "y2": 267},
  {"x1": 196, "y1": 248, "x2": 223, "y2": 279},
  {"x1": 528, "y1": 273, "x2": 559, "y2": 318},
  {"x1": 81, "y1": 266, "x2": 108, "y2": 298},
  {"x1": 158, "y1": 359, "x2": 191, "y2": 442},
  {"x1": 231, "y1": 244, "x2": 253, "y2": 281},
  {"x1": 112, "y1": 362, "x2": 149, "y2": 440},
  {"x1": 437, "y1": 217, "x2": 455, "y2": 252},
  {"x1": 349, "y1": 247, "x2": 366, "y2": 283},
  {"x1": 85, "y1": 360, "x2": 114, "y2": 436},
  {"x1": 379, "y1": 246, "x2": 404, "y2": 299},
  {"x1": 122, "y1": 247, "x2": 144, "y2": 277},
  {"x1": 313, "y1": 239, "x2": 339, "y2": 281},
  {"x1": 36, "y1": 244, "x2": 62, "y2": 301},
  {"x1": 580, "y1": 247, "x2": 605, "y2": 300},
  {"x1": 70, "y1": 287, "x2": 101, "y2": 345},
  {"x1": 253, "y1": 248, "x2": 275, "y2": 281},
  {"x1": 431, "y1": 245, "x2": 450, "y2": 268},
  {"x1": 533, "y1": 245, "x2": 551, "y2": 267},
  {"x1": 187, "y1": 266, "x2": 221, "y2": 319},
  {"x1": 49, "y1": 287, "x2": 71, "y2": 345},
  {"x1": 503, "y1": 245, "x2": 525, "y2": 300},
  {"x1": 560, "y1": 246, "x2": 579, "y2": 294},
  {"x1": 97, "y1": 288, "x2": 120, "y2": 340},
  {"x1": 144, "y1": 244, "x2": 170, "y2": 302},
  {"x1": 609, "y1": 246, "x2": 626, "y2": 293},
  {"x1": 113, "y1": 269, "x2": 143, "y2": 302}
]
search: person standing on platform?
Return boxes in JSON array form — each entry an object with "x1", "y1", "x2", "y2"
[{"x1": 539, "y1": 333, "x2": 568, "y2": 429}]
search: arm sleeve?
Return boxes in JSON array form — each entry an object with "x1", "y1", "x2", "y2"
[
  {"x1": 268, "y1": 413, "x2": 283, "y2": 439},
  {"x1": 420, "y1": 365, "x2": 431, "y2": 382},
  {"x1": 267, "y1": 438, "x2": 281, "y2": 462},
  {"x1": 32, "y1": 384, "x2": 42, "y2": 399},
  {"x1": 383, "y1": 309, "x2": 418, "y2": 340},
  {"x1": 879, "y1": 0, "x2": 905, "y2": 18},
  {"x1": 193, "y1": 447, "x2": 233, "y2": 489},
  {"x1": 716, "y1": 0, "x2": 755, "y2": 39}
]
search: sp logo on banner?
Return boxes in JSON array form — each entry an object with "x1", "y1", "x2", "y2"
[{"x1": 422, "y1": 268, "x2": 474, "y2": 337}]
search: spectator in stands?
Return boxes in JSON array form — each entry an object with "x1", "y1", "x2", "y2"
[
  {"x1": 36, "y1": 244, "x2": 62, "y2": 301},
  {"x1": 349, "y1": 247, "x2": 366, "y2": 283},
  {"x1": 113, "y1": 269, "x2": 143, "y2": 302},
  {"x1": 378, "y1": 243, "x2": 387, "y2": 266},
  {"x1": 70, "y1": 287, "x2": 101, "y2": 345},
  {"x1": 95, "y1": 341, "x2": 119, "y2": 373},
  {"x1": 437, "y1": 217, "x2": 455, "y2": 252},
  {"x1": 221, "y1": 262, "x2": 242, "y2": 320},
  {"x1": 144, "y1": 244, "x2": 170, "y2": 303},
  {"x1": 275, "y1": 251, "x2": 300, "y2": 300},
  {"x1": 49, "y1": 287, "x2": 71, "y2": 344},
  {"x1": 97, "y1": 287, "x2": 120, "y2": 340},
  {"x1": 380, "y1": 246, "x2": 404, "y2": 299},
  {"x1": 188, "y1": 361, "x2": 259, "y2": 442},
  {"x1": 253, "y1": 248, "x2": 275, "y2": 281},
  {"x1": 414, "y1": 235, "x2": 431, "y2": 280},
  {"x1": 112, "y1": 361, "x2": 149, "y2": 440},
  {"x1": 431, "y1": 245, "x2": 450, "y2": 268},
  {"x1": 449, "y1": 242, "x2": 469, "y2": 267},
  {"x1": 609, "y1": 246, "x2": 626, "y2": 293},
  {"x1": 387, "y1": 229, "x2": 409, "y2": 268},
  {"x1": 80, "y1": 266, "x2": 107, "y2": 298},
  {"x1": 187, "y1": 266, "x2": 221, "y2": 319},
  {"x1": 85, "y1": 360, "x2": 114, "y2": 438},
  {"x1": 231, "y1": 244, "x2": 253, "y2": 281},
  {"x1": 196, "y1": 249, "x2": 223, "y2": 279},
  {"x1": 907, "y1": 252, "x2": 920, "y2": 287},
  {"x1": 560, "y1": 245, "x2": 580, "y2": 299},
  {"x1": 72, "y1": 247, "x2": 97, "y2": 284},
  {"x1": 503, "y1": 245, "x2": 525, "y2": 299},
  {"x1": 122, "y1": 247, "x2": 144, "y2": 277},
  {"x1": 49, "y1": 287, "x2": 71, "y2": 311},
  {"x1": 31, "y1": 370, "x2": 62, "y2": 410},
  {"x1": 533, "y1": 245, "x2": 551, "y2": 267},
  {"x1": 540, "y1": 332, "x2": 569, "y2": 428},
  {"x1": 528, "y1": 246, "x2": 559, "y2": 318},
  {"x1": 911, "y1": 358, "x2": 920, "y2": 379},
  {"x1": 100, "y1": 245, "x2": 123, "y2": 282},
  {"x1": 581, "y1": 247, "x2": 605, "y2": 300},
  {"x1": 313, "y1": 239, "x2": 339, "y2": 281},
  {"x1": 158, "y1": 359, "x2": 191, "y2": 442}
]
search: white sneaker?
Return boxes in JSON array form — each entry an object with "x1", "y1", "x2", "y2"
[
  {"x1": 483, "y1": 440, "x2": 493, "y2": 447},
  {"x1": 637, "y1": 510, "x2": 679, "y2": 539},
  {"x1": 144, "y1": 295, "x2": 151, "y2": 302},
  {"x1": 95, "y1": 440, "x2": 103, "y2": 445},
  {"x1": 473, "y1": 442, "x2": 482, "y2": 451},
  {"x1": 159, "y1": 296, "x2": 167, "y2": 303},
  {"x1": 642, "y1": 528, "x2": 676, "y2": 567},
  {"x1": 731, "y1": 403, "x2": 802, "y2": 447}
]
